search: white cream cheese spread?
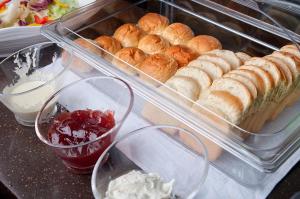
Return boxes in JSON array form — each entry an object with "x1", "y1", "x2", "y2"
[{"x1": 105, "y1": 170, "x2": 174, "y2": 199}]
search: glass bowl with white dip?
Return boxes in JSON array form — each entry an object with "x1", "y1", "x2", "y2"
[
  {"x1": 0, "y1": 42, "x2": 73, "y2": 126},
  {"x1": 91, "y1": 125, "x2": 209, "y2": 199}
]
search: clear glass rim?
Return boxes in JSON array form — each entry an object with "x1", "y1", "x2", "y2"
[
  {"x1": 91, "y1": 125, "x2": 209, "y2": 199},
  {"x1": 34, "y1": 76, "x2": 134, "y2": 149},
  {"x1": 0, "y1": 41, "x2": 73, "y2": 97}
]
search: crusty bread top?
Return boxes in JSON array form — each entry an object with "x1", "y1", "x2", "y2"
[
  {"x1": 209, "y1": 77, "x2": 252, "y2": 112},
  {"x1": 229, "y1": 69, "x2": 265, "y2": 96},
  {"x1": 265, "y1": 55, "x2": 293, "y2": 87},
  {"x1": 175, "y1": 67, "x2": 212, "y2": 91},
  {"x1": 165, "y1": 76, "x2": 200, "y2": 105},
  {"x1": 223, "y1": 73, "x2": 258, "y2": 99},
  {"x1": 186, "y1": 35, "x2": 222, "y2": 54},
  {"x1": 235, "y1": 52, "x2": 251, "y2": 64},
  {"x1": 139, "y1": 54, "x2": 178, "y2": 83},
  {"x1": 73, "y1": 38, "x2": 103, "y2": 56},
  {"x1": 138, "y1": 13, "x2": 169, "y2": 35},
  {"x1": 280, "y1": 45, "x2": 300, "y2": 60},
  {"x1": 165, "y1": 45, "x2": 198, "y2": 68},
  {"x1": 206, "y1": 49, "x2": 242, "y2": 69},
  {"x1": 112, "y1": 47, "x2": 147, "y2": 69},
  {"x1": 240, "y1": 65, "x2": 274, "y2": 95},
  {"x1": 95, "y1": 35, "x2": 122, "y2": 57},
  {"x1": 138, "y1": 34, "x2": 170, "y2": 55},
  {"x1": 198, "y1": 90, "x2": 243, "y2": 124},
  {"x1": 187, "y1": 59, "x2": 223, "y2": 80},
  {"x1": 197, "y1": 54, "x2": 231, "y2": 73},
  {"x1": 162, "y1": 23, "x2": 194, "y2": 45},
  {"x1": 272, "y1": 51, "x2": 300, "y2": 80},
  {"x1": 113, "y1": 23, "x2": 145, "y2": 47}
]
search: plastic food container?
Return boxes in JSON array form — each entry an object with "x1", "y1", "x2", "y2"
[{"x1": 41, "y1": 0, "x2": 300, "y2": 186}]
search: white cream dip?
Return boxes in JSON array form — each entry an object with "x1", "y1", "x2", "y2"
[{"x1": 105, "y1": 170, "x2": 174, "y2": 199}]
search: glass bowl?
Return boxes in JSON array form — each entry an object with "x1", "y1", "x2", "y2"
[
  {"x1": 35, "y1": 76, "x2": 134, "y2": 174},
  {"x1": 0, "y1": 42, "x2": 73, "y2": 126},
  {"x1": 91, "y1": 125, "x2": 208, "y2": 199}
]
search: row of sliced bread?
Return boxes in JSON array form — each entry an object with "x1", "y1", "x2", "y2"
[{"x1": 197, "y1": 45, "x2": 300, "y2": 133}]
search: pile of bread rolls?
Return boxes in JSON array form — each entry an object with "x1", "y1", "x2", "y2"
[{"x1": 70, "y1": 12, "x2": 300, "y2": 135}]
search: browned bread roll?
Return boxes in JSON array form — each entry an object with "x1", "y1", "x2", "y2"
[
  {"x1": 112, "y1": 47, "x2": 147, "y2": 75},
  {"x1": 138, "y1": 34, "x2": 170, "y2": 55},
  {"x1": 187, "y1": 35, "x2": 222, "y2": 54},
  {"x1": 140, "y1": 54, "x2": 178, "y2": 83},
  {"x1": 65, "y1": 38, "x2": 102, "y2": 73},
  {"x1": 138, "y1": 13, "x2": 169, "y2": 35},
  {"x1": 113, "y1": 23, "x2": 145, "y2": 47},
  {"x1": 162, "y1": 23, "x2": 194, "y2": 45},
  {"x1": 95, "y1": 35, "x2": 122, "y2": 61},
  {"x1": 165, "y1": 45, "x2": 198, "y2": 68}
]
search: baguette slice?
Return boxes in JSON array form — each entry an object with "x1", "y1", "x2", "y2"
[
  {"x1": 165, "y1": 76, "x2": 200, "y2": 106},
  {"x1": 187, "y1": 59, "x2": 223, "y2": 80},
  {"x1": 264, "y1": 55, "x2": 293, "y2": 88},
  {"x1": 223, "y1": 73, "x2": 257, "y2": 99},
  {"x1": 197, "y1": 54, "x2": 231, "y2": 73},
  {"x1": 280, "y1": 45, "x2": 300, "y2": 60},
  {"x1": 209, "y1": 77, "x2": 252, "y2": 113},
  {"x1": 175, "y1": 67, "x2": 212, "y2": 91},
  {"x1": 272, "y1": 51, "x2": 300, "y2": 81},
  {"x1": 236, "y1": 52, "x2": 251, "y2": 64},
  {"x1": 229, "y1": 69, "x2": 265, "y2": 97},
  {"x1": 245, "y1": 57, "x2": 284, "y2": 88},
  {"x1": 239, "y1": 65, "x2": 274, "y2": 100},
  {"x1": 198, "y1": 90, "x2": 243, "y2": 124},
  {"x1": 205, "y1": 49, "x2": 242, "y2": 69}
]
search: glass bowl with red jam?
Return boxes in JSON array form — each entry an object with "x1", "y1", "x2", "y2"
[{"x1": 35, "y1": 76, "x2": 134, "y2": 174}]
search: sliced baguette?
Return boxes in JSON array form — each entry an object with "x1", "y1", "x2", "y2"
[
  {"x1": 198, "y1": 90, "x2": 243, "y2": 124},
  {"x1": 245, "y1": 57, "x2": 284, "y2": 89},
  {"x1": 205, "y1": 49, "x2": 242, "y2": 69},
  {"x1": 187, "y1": 59, "x2": 223, "y2": 80},
  {"x1": 175, "y1": 67, "x2": 212, "y2": 91},
  {"x1": 165, "y1": 76, "x2": 200, "y2": 105},
  {"x1": 264, "y1": 55, "x2": 293, "y2": 88},
  {"x1": 280, "y1": 45, "x2": 300, "y2": 60},
  {"x1": 239, "y1": 65, "x2": 274, "y2": 100},
  {"x1": 223, "y1": 73, "x2": 257, "y2": 99},
  {"x1": 272, "y1": 51, "x2": 300, "y2": 82},
  {"x1": 229, "y1": 69, "x2": 265, "y2": 97},
  {"x1": 236, "y1": 52, "x2": 251, "y2": 64},
  {"x1": 209, "y1": 77, "x2": 252, "y2": 113},
  {"x1": 197, "y1": 54, "x2": 231, "y2": 73}
]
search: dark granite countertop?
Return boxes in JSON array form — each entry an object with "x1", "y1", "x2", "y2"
[{"x1": 0, "y1": 102, "x2": 299, "y2": 199}]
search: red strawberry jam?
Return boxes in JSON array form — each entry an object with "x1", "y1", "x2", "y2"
[{"x1": 48, "y1": 109, "x2": 116, "y2": 171}]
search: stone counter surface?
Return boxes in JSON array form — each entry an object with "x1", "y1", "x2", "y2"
[{"x1": 0, "y1": 103, "x2": 299, "y2": 199}]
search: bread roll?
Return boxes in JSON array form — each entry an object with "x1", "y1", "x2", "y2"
[
  {"x1": 138, "y1": 13, "x2": 169, "y2": 35},
  {"x1": 65, "y1": 38, "x2": 102, "y2": 73},
  {"x1": 140, "y1": 54, "x2": 178, "y2": 83},
  {"x1": 95, "y1": 36, "x2": 122, "y2": 61},
  {"x1": 162, "y1": 23, "x2": 194, "y2": 45},
  {"x1": 165, "y1": 45, "x2": 198, "y2": 68},
  {"x1": 113, "y1": 23, "x2": 145, "y2": 47},
  {"x1": 187, "y1": 35, "x2": 222, "y2": 54},
  {"x1": 112, "y1": 47, "x2": 147, "y2": 75},
  {"x1": 138, "y1": 34, "x2": 170, "y2": 55}
]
